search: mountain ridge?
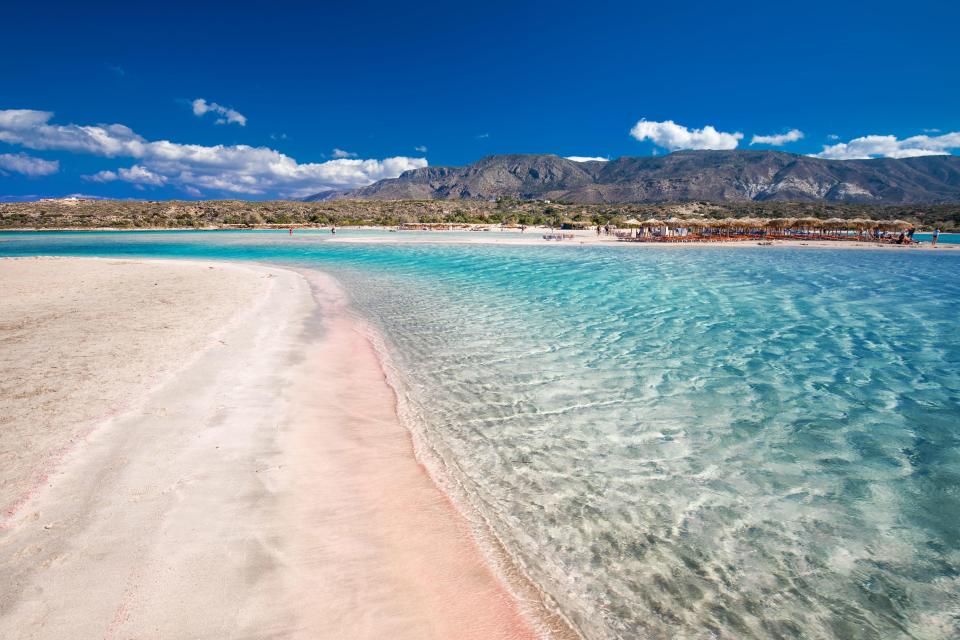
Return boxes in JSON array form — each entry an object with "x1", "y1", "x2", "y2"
[{"x1": 306, "y1": 151, "x2": 960, "y2": 204}]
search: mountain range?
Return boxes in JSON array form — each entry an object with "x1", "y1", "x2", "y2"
[{"x1": 306, "y1": 150, "x2": 960, "y2": 204}]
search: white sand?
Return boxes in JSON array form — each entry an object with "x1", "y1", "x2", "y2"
[
  {"x1": 0, "y1": 257, "x2": 272, "y2": 518},
  {"x1": 325, "y1": 227, "x2": 957, "y2": 250},
  {"x1": 0, "y1": 257, "x2": 544, "y2": 640}
]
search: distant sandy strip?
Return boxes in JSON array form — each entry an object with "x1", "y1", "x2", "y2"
[
  {"x1": 0, "y1": 257, "x2": 549, "y2": 639},
  {"x1": 323, "y1": 228, "x2": 958, "y2": 250}
]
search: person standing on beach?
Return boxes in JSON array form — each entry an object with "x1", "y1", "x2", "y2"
[{"x1": 932, "y1": 227, "x2": 941, "y2": 247}]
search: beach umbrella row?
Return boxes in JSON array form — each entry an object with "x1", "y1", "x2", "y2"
[{"x1": 622, "y1": 217, "x2": 915, "y2": 231}]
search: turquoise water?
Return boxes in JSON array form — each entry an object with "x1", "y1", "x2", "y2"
[
  {"x1": 3, "y1": 231, "x2": 959, "y2": 639},
  {"x1": 914, "y1": 232, "x2": 959, "y2": 245}
]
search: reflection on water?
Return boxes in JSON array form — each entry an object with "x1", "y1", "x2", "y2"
[{"x1": 3, "y1": 232, "x2": 959, "y2": 639}]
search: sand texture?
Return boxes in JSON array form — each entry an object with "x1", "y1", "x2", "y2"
[{"x1": 0, "y1": 257, "x2": 539, "y2": 640}]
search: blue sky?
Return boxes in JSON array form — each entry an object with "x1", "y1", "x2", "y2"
[{"x1": 2, "y1": 0, "x2": 958, "y2": 200}]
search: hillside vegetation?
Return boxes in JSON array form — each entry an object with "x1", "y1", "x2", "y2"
[{"x1": 2, "y1": 198, "x2": 958, "y2": 231}]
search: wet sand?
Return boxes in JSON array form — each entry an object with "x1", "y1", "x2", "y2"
[{"x1": 0, "y1": 257, "x2": 541, "y2": 640}]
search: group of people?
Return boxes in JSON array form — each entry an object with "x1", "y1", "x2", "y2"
[
  {"x1": 893, "y1": 227, "x2": 942, "y2": 246},
  {"x1": 893, "y1": 228, "x2": 917, "y2": 245}
]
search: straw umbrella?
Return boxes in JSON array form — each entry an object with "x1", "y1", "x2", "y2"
[
  {"x1": 822, "y1": 217, "x2": 848, "y2": 230},
  {"x1": 710, "y1": 218, "x2": 733, "y2": 236},
  {"x1": 637, "y1": 218, "x2": 663, "y2": 238},
  {"x1": 821, "y1": 218, "x2": 850, "y2": 238},
  {"x1": 794, "y1": 217, "x2": 823, "y2": 235},
  {"x1": 764, "y1": 218, "x2": 796, "y2": 237},
  {"x1": 847, "y1": 218, "x2": 875, "y2": 240},
  {"x1": 737, "y1": 218, "x2": 763, "y2": 235},
  {"x1": 884, "y1": 219, "x2": 914, "y2": 230},
  {"x1": 686, "y1": 218, "x2": 712, "y2": 230}
]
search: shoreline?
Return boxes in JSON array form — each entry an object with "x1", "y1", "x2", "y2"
[
  {"x1": 343, "y1": 295, "x2": 582, "y2": 640},
  {"x1": 3, "y1": 226, "x2": 956, "y2": 251},
  {"x1": 0, "y1": 257, "x2": 556, "y2": 639}
]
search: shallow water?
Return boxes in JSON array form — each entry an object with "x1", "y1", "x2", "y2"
[{"x1": 3, "y1": 231, "x2": 959, "y2": 639}]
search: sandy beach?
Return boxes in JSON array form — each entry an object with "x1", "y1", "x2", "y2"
[
  {"x1": 0, "y1": 257, "x2": 544, "y2": 639},
  {"x1": 317, "y1": 227, "x2": 959, "y2": 250}
]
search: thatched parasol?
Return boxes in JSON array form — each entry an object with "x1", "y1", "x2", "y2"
[
  {"x1": 878, "y1": 219, "x2": 914, "y2": 231},
  {"x1": 821, "y1": 217, "x2": 850, "y2": 230},
  {"x1": 641, "y1": 218, "x2": 664, "y2": 227},
  {"x1": 665, "y1": 218, "x2": 688, "y2": 229},
  {"x1": 794, "y1": 217, "x2": 823, "y2": 229},
  {"x1": 622, "y1": 217, "x2": 643, "y2": 227},
  {"x1": 848, "y1": 218, "x2": 876, "y2": 231},
  {"x1": 764, "y1": 217, "x2": 796, "y2": 229}
]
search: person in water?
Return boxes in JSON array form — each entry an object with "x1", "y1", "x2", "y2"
[
  {"x1": 331, "y1": 226, "x2": 337, "y2": 235},
  {"x1": 932, "y1": 227, "x2": 941, "y2": 247},
  {"x1": 907, "y1": 227, "x2": 916, "y2": 244}
]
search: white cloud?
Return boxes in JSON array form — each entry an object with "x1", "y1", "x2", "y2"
[
  {"x1": 476, "y1": 133, "x2": 490, "y2": 139},
  {"x1": 0, "y1": 152, "x2": 59, "y2": 176},
  {"x1": 750, "y1": 129, "x2": 804, "y2": 146},
  {"x1": 813, "y1": 132, "x2": 960, "y2": 159},
  {"x1": 86, "y1": 170, "x2": 118, "y2": 182},
  {"x1": 191, "y1": 98, "x2": 247, "y2": 126},
  {"x1": 414, "y1": 145, "x2": 428, "y2": 153},
  {"x1": 88, "y1": 164, "x2": 167, "y2": 186},
  {"x1": 827, "y1": 134, "x2": 840, "y2": 140},
  {"x1": 565, "y1": 156, "x2": 609, "y2": 162},
  {"x1": 0, "y1": 109, "x2": 426, "y2": 197},
  {"x1": 629, "y1": 119, "x2": 743, "y2": 150},
  {"x1": 331, "y1": 148, "x2": 358, "y2": 158}
]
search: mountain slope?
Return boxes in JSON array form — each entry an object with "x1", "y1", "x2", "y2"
[{"x1": 305, "y1": 151, "x2": 960, "y2": 204}]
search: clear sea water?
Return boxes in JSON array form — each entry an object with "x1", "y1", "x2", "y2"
[{"x1": 3, "y1": 231, "x2": 959, "y2": 639}]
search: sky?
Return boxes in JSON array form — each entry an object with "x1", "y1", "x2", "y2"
[{"x1": 2, "y1": 0, "x2": 959, "y2": 201}]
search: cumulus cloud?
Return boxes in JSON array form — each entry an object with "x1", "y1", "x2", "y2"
[
  {"x1": 629, "y1": 119, "x2": 743, "y2": 150},
  {"x1": 331, "y1": 148, "x2": 358, "y2": 158},
  {"x1": 0, "y1": 109, "x2": 427, "y2": 197},
  {"x1": 750, "y1": 129, "x2": 804, "y2": 146},
  {"x1": 813, "y1": 131, "x2": 960, "y2": 159},
  {"x1": 191, "y1": 98, "x2": 247, "y2": 126},
  {"x1": 565, "y1": 156, "x2": 609, "y2": 162},
  {"x1": 414, "y1": 145, "x2": 428, "y2": 153},
  {"x1": 0, "y1": 152, "x2": 59, "y2": 176},
  {"x1": 87, "y1": 165, "x2": 166, "y2": 186}
]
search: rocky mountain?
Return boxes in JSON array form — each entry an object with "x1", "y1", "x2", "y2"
[{"x1": 306, "y1": 151, "x2": 960, "y2": 204}]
